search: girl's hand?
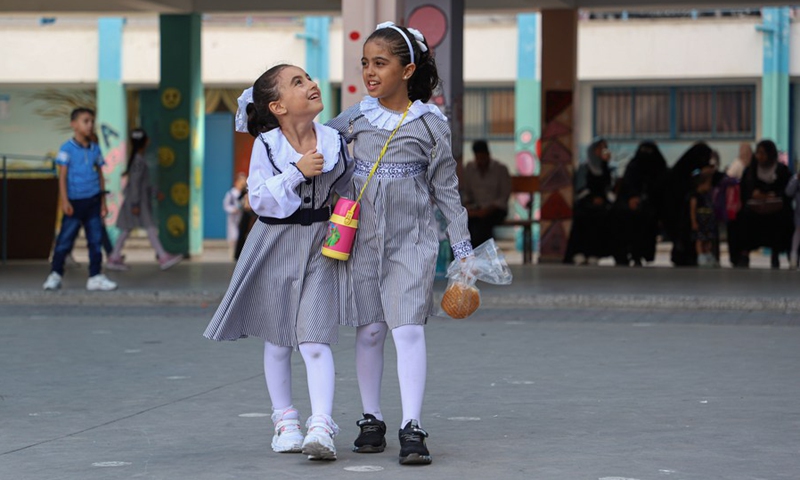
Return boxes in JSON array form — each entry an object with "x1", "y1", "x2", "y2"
[
  {"x1": 295, "y1": 149, "x2": 324, "y2": 178},
  {"x1": 62, "y1": 201, "x2": 74, "y2": 216}
]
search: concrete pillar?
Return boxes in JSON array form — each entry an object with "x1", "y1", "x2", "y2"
[
  {"x1": 514, "y1": 13, "x2": 542, "y2": 255},
  {"x1": 158, "y1": 14, "x2": 204, "y2": 256},
  {"x1": 96, "y1": 17, "x2": 127, "y2": 244},
  {"x1": 302, "y1": 16, "x2": 333, "y2": 123},
  {"x1": 340, "y1": 0, "x2": 402, "y2": 112},
  {"x1": 538, "y1": 9, "x2": 577, "y2": 263},
  {"x1": 758, "y1": 7, "x2": 791, "y2": 154},
  {"x1": 404, "y1": 0, "x2": 465, "y2": 164}
]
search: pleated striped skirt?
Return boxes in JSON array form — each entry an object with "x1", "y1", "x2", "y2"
[{"x1": 204, "y1": 220, "x2": 342, "y2": 347}]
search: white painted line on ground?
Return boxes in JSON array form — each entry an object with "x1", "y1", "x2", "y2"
[
  {"x1": 92, "y1": 461, "x2": 131, "y2": 467},
  {"x1": 447, "y1": 417, "x2": 481, "y2": 421},
  {"x1": 166, "y1": 376, "x2": 190, "y2": 380},
  {"x1": 238, "y1": 413, "x2": 270, "y2": 418},
  {"x1": 344, "y1": 466, "x2": 384, "y2": 472},
  {"x1": 29, "y1": 412, "x2": 61, "y2": 417},
  {"x1": 599, "y1": 477, "x2": 641, "y2": 480}
]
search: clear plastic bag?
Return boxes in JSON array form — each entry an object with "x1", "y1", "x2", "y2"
[{"x1": 440, "y1": 239, "x2": 513, "y2": 319}]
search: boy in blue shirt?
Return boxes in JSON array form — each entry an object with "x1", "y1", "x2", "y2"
[{"x1": 43, "y1": 108, "x2": 118, "y2": 291}]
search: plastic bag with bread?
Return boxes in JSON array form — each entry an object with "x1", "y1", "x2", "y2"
[{"x1": 440, "y1": 239, "x2": 512, "y2": 319}]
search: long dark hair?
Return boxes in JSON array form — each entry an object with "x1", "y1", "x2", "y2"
[
  {"x1": 756, "y1": 139, "x2": 778, "y2": 165},
  {"x1": 124, "y1": 128, "x2": 148, "y2": 176},
  {"x1": 366, "y1": 25, "x2": 439, "y2": 102},
  {"x1": 246, "y1": 64, "x2": 291, "y2": 138}
]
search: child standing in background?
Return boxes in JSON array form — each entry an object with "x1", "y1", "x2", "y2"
[
  {"x1": 43, "y1": 107, "x2": 118, "y2": 291},
  {"x1": 690, "y1": 169, "x2": 718, "y2": 267},
  {"x1": 223, "y1": 172, "x2": 247, "y2": 258}
]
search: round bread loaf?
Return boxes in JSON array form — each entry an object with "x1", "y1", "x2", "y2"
[{"x1": 441, "y1": 282, "x2": 480, "y2": 319}]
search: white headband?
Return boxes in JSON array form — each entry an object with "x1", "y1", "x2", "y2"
[
  {"x1": 375, "y1": 21, "x2": 428, "y2": 65},
  {"x1": 234, "y1": 86, "x2": 253, "y2": 133}
]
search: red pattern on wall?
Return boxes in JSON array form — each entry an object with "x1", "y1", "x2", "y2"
[{"x1": 539, "y1": 91, "x2": 573, "y2": 261}]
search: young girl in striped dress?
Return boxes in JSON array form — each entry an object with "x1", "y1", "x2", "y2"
[
  {"x1": 327, "y1": 22, "x2": 473, "y2": 465},
  {"x1": 204, "y1": 64, "x2": 352, "y2": 461}
]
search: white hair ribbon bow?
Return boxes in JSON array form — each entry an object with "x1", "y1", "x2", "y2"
[
  {"x1": 234, "y1": 86, "x2": 253, "y2": 133},
  {"x1": 406, "y1": 27, "x2": 429, "y2": 53}
]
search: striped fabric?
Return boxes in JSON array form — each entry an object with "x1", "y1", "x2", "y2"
[
  {"x1": 327, "y1": 103, "x2": 472, "y2": 328},
  {"x1": 204, "y1": 141, "x2": 350, "y2": 348}
]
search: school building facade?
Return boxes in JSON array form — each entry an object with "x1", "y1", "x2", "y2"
[{"x1": 1, "y1": 8, "x2": 798, "y2": 257}]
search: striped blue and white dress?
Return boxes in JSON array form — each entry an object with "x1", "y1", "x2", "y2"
[
  {"x1": 204, "y1": 123, "x2": 353, "y2": 347},
  {"x1": 327, "y1": 97, "x2": 473, "y2": 329}
]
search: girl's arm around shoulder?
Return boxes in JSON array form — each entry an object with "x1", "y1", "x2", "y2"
[
  {"x1": 425, "y1": 118, "x2": 473, "y2": 258},
  {"x1": 324, "y1": 103, "x2": 362, "y2": 142},
  {"x1": 246, "y1": 138, "x2": 306, "y2": 218},
  {"x1": 332, "y1": 135, "x2": 355, "y2": 198}
]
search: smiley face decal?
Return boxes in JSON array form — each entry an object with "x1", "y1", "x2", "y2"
[
  {"x1": 161, "y1": 88, "x2": 182, "y2": 109},
  {"x1": 166, "y1": 214, "x2": 186, "y2": 237},
  {"x1": 170, "y1": 182, "x2": 190, "y2": 207},
  {"x1": 158, "y1": 146, "x2": 176, "y2": 168},
  {"x1": 170, "y1": 119, "x2": 190, "y2": 140}
]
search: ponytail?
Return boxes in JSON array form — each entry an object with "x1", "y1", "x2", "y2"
[
  {"x1": 246, "y1": 64, "x2": 290, "y2": 138},
  {"x1": 124, "y1": 128, "x2": 148, "y2": 176}
]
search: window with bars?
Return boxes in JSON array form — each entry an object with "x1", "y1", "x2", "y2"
[
  {"x1": 463, "y1": 87, "x2": 515, "y2": 140},
  {"x1": 594, "y1": 85, "x2": 754, "y2": 140}
]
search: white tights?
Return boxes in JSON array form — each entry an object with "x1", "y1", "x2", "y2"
[
  {"x1": 112, "y1": 227, "x2": 167, "y2": 259},
  {"x1": 263, "y1": 341, "x2": 335, "y2": 417},
  {"x1": 355, "y1": 323, "x2": 427, "y2": 428}
]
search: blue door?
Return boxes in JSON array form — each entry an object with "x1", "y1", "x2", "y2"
[{"x1": 203, "y1": 113, "x2": 234, "y2": 239}]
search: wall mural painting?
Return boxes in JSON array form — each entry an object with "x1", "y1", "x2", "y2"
[{"x1": 539, "y1": 90, "x2": 574, "y2": 261}]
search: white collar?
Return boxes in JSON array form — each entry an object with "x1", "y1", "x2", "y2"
[
  {"x1": 359, "y1": 96, "x2": 447, "y2": 131},
  {"x1": 259, "y1": 122, "x2": 340, "y2": 173}
]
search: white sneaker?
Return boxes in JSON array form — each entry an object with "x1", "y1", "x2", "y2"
[
  {"x1": 302, "y1": 414, "x2": 339, "y2": 461},
  {"x1": 573, "y1": 253, "x2": 586, "y2": 265},
  {"x1": 43, "y1": 272, "x2": 62, "y2": 290},
  {"x1": 159, "y1": 253, "x2": 183, "y2": 271},
  {"x1": 86, "y1": 274, "x2": 118, "y2": 291},
  {"x1": 271, "y1": 409, "x2": 303, "y2": 453}
]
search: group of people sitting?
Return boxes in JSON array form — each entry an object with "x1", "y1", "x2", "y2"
[{"x1": 564, "y1": 138, "x2": 799, "y2": 269}]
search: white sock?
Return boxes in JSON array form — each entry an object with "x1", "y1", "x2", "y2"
[
  {"x1": 391, "y1": 324, "x2": 427, "y2": 429},
  {"x1": 299, "y1": 342, "x2": 335, "y2": 417},
  {"x1": 263, "y1": 341, "x2": 293, "y2": 411},
  {"x1": 355, "y1": 323, "x2": 388, "y2": 421}
]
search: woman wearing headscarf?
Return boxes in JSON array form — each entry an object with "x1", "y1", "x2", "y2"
[
  {"x1": 612, "y1": 141, "x2": 668, "y2": 266},
  {"x1": 737, "y1": 139, "x2": 793, "y2": 268},
  {"x1": 664, "y1": 142, "x2": 719, "y2": 266},
  {"x1": 563, "y1": 138, "x2": 614, "y2": 265}
]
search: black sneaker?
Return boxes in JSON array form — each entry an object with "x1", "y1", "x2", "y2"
[
  {"x1": 353, "y1": 414, "x2": 386, "y2": 453},
  {"x1": 398, "y1": 420, "x2": 432, "y2": 465}
]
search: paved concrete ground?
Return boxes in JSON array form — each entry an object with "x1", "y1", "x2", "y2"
[
  {"x1": 1, "y1": 305, "x2": 799, "y2": 480},
  {"x1": 2, "y1": 240, "x2": 799, "y2": 479}
]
